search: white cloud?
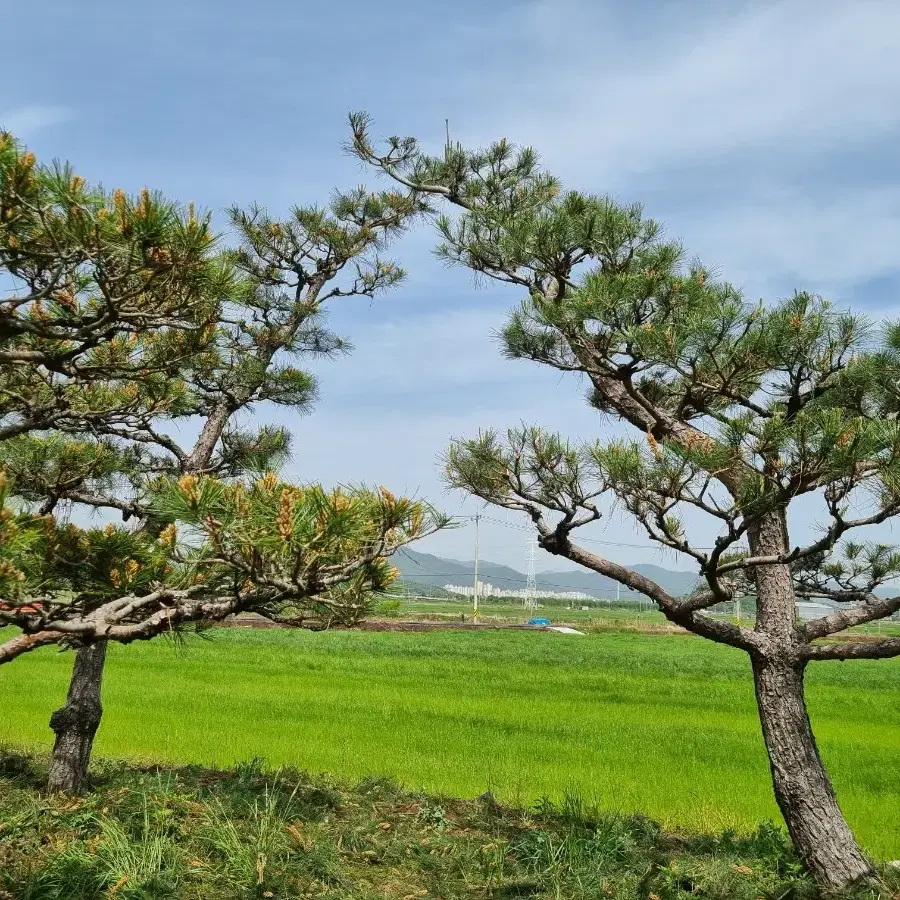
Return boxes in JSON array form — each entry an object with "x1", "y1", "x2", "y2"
[
  {"x1": 283, "y1": 0, "x2": 900, "y2": 567},
  {"x1": 670, "y1": 185, "x2": 900, "y2": 301},
  {"x1": 0, "y1": 105, "x2": 75, "y2": 138},
  {"x1": 453, "y1": 0, "x2": 900, "y2": 182},
  {"x1": 408, "y1": 0, "x2": 900, "y2": 311},
  {"x1": 309, "y1": 305, "x2": 521, "y2": 402}
]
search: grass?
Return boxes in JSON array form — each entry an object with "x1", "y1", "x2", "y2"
[
  {"x1": 1, "y1": 627, "x2": 899, "y2": 861},
  {"x1": 3, "y1": 751, "x2": 899, "y2": 899}
]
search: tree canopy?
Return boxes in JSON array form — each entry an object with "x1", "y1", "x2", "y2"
[
  {"x1": 350, "y1": 112, "x2": 900, "y2": 888},
  {"x1": 350, "y1": 112, "x2": 900, "y2": 661},
  {"x1": 0, "y1": 129, "x2": 445, "y2": 664}
]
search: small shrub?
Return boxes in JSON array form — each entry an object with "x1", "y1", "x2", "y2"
[
  {"x1": 416, "y1": 800, "x2": 450, "y2": 830},
  {"x1": 375, "y1": 598, "x2": 402, "y2": 618},
  {"x1": 354, "y1": 774, "x2": 403, "y2": 800},
  {"x1": 232, "y1": 756, "x2": 268, "y2": 783},
  {"x1": 201, "y1": 783, "x2": 294, "y2": 892}
]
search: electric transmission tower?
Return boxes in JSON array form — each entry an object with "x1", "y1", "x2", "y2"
[
  {"x1": 523, "y1": 539, "x2": 538, "y2": 614},
  {"x1": 57, "y1": 498, "x2": 73, "y2": 526}
]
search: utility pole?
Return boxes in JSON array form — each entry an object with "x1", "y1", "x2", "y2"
[
  {"x1": 472, "y1": 513, "x2": 480, "y2": 621},
  {"x1": 524, "y1": 539, "x2": 537, "y2": 615}
]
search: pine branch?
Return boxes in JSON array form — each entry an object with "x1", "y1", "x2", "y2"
[
  {"x1": 802, "y1": 596, "x2": 900, "y2": 640},
  {"x1": 0, "y1": 630, "x2": 63, "y2": 664},
  {"x1": 803, "y1": 636, "x2": 900, "y2": 661}
]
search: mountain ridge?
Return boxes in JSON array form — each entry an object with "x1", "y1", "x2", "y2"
[{"x1": 393, "y1": 548, "x2": 699, "y2": 598}]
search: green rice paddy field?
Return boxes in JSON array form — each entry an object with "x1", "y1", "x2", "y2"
[{"x1": 1, "y1": 627, "x2": 898, "y2": 858}]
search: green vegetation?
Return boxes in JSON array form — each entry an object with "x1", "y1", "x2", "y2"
[
  {"x1": 9, "y1": 750, "x2": 898, "y2": 900},
  {"x1": 2, "y1": 627, "x2": 898, "y2": 864},
  {"x1": 4, "y1": 115, "x2": 900, "y2": 894}
]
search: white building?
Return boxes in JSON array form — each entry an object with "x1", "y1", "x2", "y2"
[
  {"x1": 443, "y1": 582, "x2": 592, "y2": 601},
  {"x1": 794, "y1": 602, "x2": 834, "y2": 620}
]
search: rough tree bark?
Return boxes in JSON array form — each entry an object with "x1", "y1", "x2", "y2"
[
  {"x1": 183, "y1": 400, "x2": 233, "y2": 472},
  {"x1": 752, "y1": 656, "x2": 875, "y2": 888},
  {"x1": 748, "y1": 509, "x2": 875, "y2": 888},
  {"x1": 47, "y1": 641, "x2": 107, "y2": 794}
]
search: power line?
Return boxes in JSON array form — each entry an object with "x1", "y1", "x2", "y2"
[{"x1": 454, "y1": 513, "x2": 728, "y2": 552}]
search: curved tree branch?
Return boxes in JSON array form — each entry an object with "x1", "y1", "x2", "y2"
[
  {"x1": 803, "y1": 636, "x2": 900, "y2": 661},
  {"x1": 801, "y1": 596, "x2": 900, "y2": 640}
]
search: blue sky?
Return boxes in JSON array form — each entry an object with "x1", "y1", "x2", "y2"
[{"x1": 4, "y1": 0, "x2": 900, "y2": 574}]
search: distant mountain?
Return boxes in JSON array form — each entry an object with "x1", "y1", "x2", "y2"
[
  {"x1": 391, "y1": 550, "x2": 528, "y2": 591},
  {"x1": 393, "y1": 549, "x2": 700, "y2": 599},
  {"x1": 393, "y1": 549, "x2": 900, "y2": 606}
]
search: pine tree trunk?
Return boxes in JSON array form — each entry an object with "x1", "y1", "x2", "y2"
[
  {"x1": 47, "y1": 641, "x2": 107, "y2": 794},
  {"x1": 184, "y1": 401, "x2": 233, "y2": 471},
  {"x1": 752, "y1": 655, "x2": 875, "y2": 889},
  {"x1": 746, "y1": 508, "x2": 876, "y2": 889}
]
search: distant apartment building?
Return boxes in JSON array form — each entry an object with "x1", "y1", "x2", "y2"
[
  {"x1": 443, "y1": 582, "x2": 592, "y2": 601},
  {"x1": 794, "y1": 601, "x2": 833, "y2": 620}
]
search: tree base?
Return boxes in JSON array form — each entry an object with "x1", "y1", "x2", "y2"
[
  {"x1": 753, "y1": 657, "x2": 876, "y2": 889},
  {"x1": 47, "y1": 642, "x2": 107, "y2": 795}
]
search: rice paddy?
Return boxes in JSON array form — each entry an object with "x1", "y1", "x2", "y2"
[{"x1": 1, "y1": 626, "x2": 898, "y2": 859}]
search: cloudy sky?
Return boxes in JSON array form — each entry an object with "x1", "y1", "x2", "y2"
[{"x1": 4, "y1": 0, "x2": 900, "y2": 576}]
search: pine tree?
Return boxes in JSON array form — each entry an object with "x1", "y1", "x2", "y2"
[
  {"x1": 0, "y1": 131, "x2": 224, "y2": 441},
  {"x1": 351, "y1": 113, "x2": 900, "y2": 889},
  {"x1": 0, "y1": 132, "x2": 445, "y2": 793}
]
